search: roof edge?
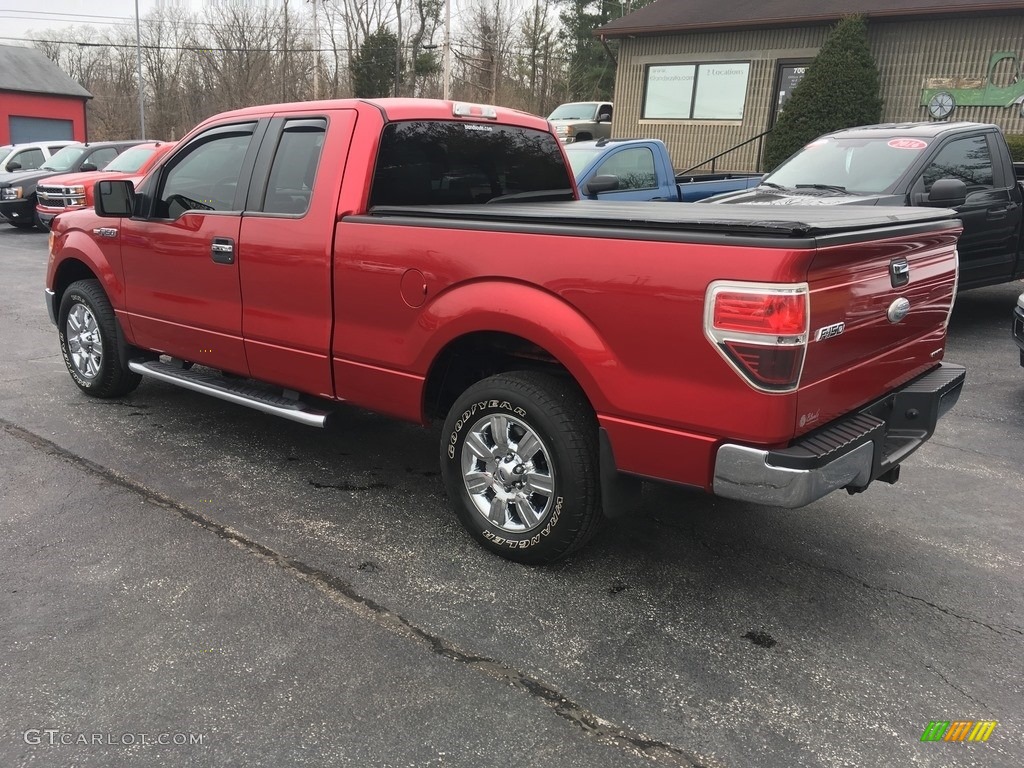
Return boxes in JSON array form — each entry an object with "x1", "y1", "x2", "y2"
[
  {"x1": 596, "y1": 4, "x2": 1024, "y2": 38},
  {"x1": 0, "y1": 87, "x2": 93, "y2": 101}
]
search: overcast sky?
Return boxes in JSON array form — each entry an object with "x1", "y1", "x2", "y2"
[{"x1": 0, "y1": 2, "x2": 181, "y2": 42}]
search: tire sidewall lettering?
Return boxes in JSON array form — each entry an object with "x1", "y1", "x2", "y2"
[
  {"x1": 480, "y1": 495, "x2": 563, "y2": 550},
  {"x1": 59, "y1": 293, "x2": 100, "y2": 390},
  {"x1": 447, "y1": 399, "x2": 528, "y2": 460},
  {"x1": 446, "y1": 394, "x2": 562, "y2": 551}
]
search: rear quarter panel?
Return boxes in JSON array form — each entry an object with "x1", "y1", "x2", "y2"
[{"x1": 332, "y1": 221, "x2": 814, "y2": 450}]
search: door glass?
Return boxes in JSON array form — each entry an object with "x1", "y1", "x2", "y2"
[
  {"x1": 13, "y1": 148, "x2": 44, "y2": 170},
  {"x1": 921, "y1": 137, "x2": 993, "y2": 192},
  {"x1": 88, "y1": 147, "x2": 119, "y2": 169},
  {"x1": 594, "y1": 148, "x2": 656, "y2": 190},
  {"x1": 158, "y1": 131, "x2": 253, "y2": 218},
  {"x1": 263, "y1": 119, "x2": 326, "y2": 215}
]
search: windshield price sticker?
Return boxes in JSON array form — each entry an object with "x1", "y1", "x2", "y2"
[{"x1": 888, "y1": 138, "x2": 928, "y2": 150}]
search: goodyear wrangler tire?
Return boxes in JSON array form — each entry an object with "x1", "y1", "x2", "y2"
[
  {"x1": 440, "y1": 371, "x2": 601, "y2": 564},
  {"x1": 58, "y1": 279, "x2": 141, "y2": 398}
]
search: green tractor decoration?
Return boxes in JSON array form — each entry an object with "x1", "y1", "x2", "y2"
[{"x1": 920, "y1": 51, "x2": 1024, "y2": 119}]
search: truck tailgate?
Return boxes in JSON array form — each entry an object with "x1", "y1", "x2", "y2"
[{"x1": 796, "y1": 225, "x2": 961, "y2": 434}]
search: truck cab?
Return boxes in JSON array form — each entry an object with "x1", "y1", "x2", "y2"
[
  {"x1": 707, "y1": 122, "x2": 1024, "y2": 290},
  {"x1": 547, "y1": 101, "x2": 613, "y2": 144},
  {"x1": 566, "y1": 138, "x2": 762, "y2": 202}
]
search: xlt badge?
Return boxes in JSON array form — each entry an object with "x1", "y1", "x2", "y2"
[{"x1": 814, "y1": 322, "x2": 845, "y2": 341}]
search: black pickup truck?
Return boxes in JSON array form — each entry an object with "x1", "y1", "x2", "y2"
[
  {"x1": 707, "y1": 122, "x2": 1024, "y2": 291},
  {"x1": 0, "y1": 140, "x2": 143, "y2": 230}
]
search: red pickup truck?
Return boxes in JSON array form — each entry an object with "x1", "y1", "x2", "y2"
[{"x1": 45, "y1": 99, "x2": 966, "y2": 563}]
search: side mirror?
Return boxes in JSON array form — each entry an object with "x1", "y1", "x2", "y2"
[
  {"x1": 95, "y1": 179, "x2": 136, "y2": 217},
  {"x1": 926, "y1": 178, "x2": 968, "y2": 208},
  {"x1": 79, "y1": 162, "x2": 98, "y2": 172},
  {"x1": 582, "y1": 174, "x2": 619, "y2": 198},
  {"x1": 597, "y1": 113, "x2": 611, "y2": 123},
  {"x1": 6, "y1": 161, "x2": 22, "y2": 171}
]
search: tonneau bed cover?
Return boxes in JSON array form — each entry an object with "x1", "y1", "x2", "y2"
[{"x1": 365, "y1": 201, "x2": 959, "y2": 238}]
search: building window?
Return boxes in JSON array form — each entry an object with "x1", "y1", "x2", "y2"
[{"x1": 643, "y1": 62, "x2": 751, "y2": 120}]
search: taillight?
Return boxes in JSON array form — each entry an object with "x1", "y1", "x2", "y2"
[
  {"x1": 704, "y1": 281, "x2": 809, "y2": 392},
  {"x1": 713, "y1": 291, "x2": 806, "y2": 335}
]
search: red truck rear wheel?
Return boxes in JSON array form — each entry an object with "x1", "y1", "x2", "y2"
[{"x1": 440, "y1": 371, "x2": 602, "y2": 564}]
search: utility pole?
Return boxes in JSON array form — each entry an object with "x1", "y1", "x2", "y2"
[
  {"x1": 395, "y1": 0, "x2": 402, "y2": 97},
  {"x1": 443, "y1": 0, "x2": 451, "y2": 100},
  {"x1": 134, "y1": 0, "x2": 145, "y2": 139},
  {"x1": 311, "y1": 0, "x2": 319, "y2": 100},
  {"x1": 282, "y1": 0, "x2": 289, "y2": 103}
]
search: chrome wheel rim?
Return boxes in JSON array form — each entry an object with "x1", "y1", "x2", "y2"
[
  {"x1": 65, "y1": 302, "x2": 103, "y2": 379},
  {"x1": 460, "y1": 413, "x2": 556, "y2": 533}
]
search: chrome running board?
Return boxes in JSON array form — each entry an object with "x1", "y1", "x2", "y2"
[{"x1": 128, "y1": 359, "x2": 330, "y2": 428}]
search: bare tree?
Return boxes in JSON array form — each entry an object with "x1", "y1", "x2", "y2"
[{"x1": 27, "y1": 0, "x2": 580, "y2": 139}]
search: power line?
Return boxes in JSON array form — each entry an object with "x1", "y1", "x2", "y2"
[{"x1": 0, "y1": 35, "x2": 345, "y2": 52}]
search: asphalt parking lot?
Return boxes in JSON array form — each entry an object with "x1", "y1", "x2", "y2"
[{"x1": 1, "y1": 225, "x2": 1022, "y2": 768}]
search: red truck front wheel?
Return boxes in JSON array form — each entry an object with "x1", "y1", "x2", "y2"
[
  {"x1": 58, "y1": 280, "x2": 141, "y2": 398},
  {"x1": 440, "y1": 371, "x2": 602, "y2": 564}
]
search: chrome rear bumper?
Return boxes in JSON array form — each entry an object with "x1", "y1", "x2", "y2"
[{"x1": 712, "y1": 363, "x2": 966, "y2": 508}]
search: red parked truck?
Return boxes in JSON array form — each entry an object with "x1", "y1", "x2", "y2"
[
  {"x1": 35, "y1": 141, "x2": 176, "y2": 230},
  {"x1": 45, "y1": 99, "x2": 966, "y2": 563}
]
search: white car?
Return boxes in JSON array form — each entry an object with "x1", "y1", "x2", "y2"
[{"x1": 0, "y1": 140, "x2": 80, "y2": 174}]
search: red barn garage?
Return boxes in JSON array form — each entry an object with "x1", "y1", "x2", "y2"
[{"x1": 0, "y1": 44, "x2": 91, "y2": 145}]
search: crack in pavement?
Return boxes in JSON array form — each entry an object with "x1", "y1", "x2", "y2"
[
  {"x1": 1, "y1": 419, "x2": 721, "y2": 768},
  {"x1": 924, "y1": 664, "x2": 991, "y2": 714},
  {"x1": 656, "y1": 516, "x2": 1024, "y2": 640},
  {"x1": 927, "y1": 436, "x2": 1024, "y2": 464},
  {"x1": 782, "y1": 554, "x2": 1024, "y2": 640}
]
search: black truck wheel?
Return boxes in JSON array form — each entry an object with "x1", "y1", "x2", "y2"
[
  {"x1": 440, "y1": 371, "x2": 602, "y2": 564},
  {"x1": 58, "y1": 279, "x2": 141, "y2": 398}
]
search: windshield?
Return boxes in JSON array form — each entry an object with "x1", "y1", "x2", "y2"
[
  {"x1": 0, "y1": 147, "x2": 12, "y2": 166},
  {"x1": 548, "y1": 102, "x2": 599, "y2": 121},
  {"x1": 41, "y1": 145, "x2": 88, "y2": 172},
  {"x1": 765, "y1": 136, "x2": 932, "y2": 195},
  {"x1": 103, "y1": 145, "x2": 156, "y2": 173},
  {"x1": 563, "y1": 147, "x2": 603, "y2": 177}
]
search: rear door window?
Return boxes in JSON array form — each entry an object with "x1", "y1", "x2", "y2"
[
  {"x1": 262, "y1": 119, "x2": 326, "y2": 215},
  {"x1": 369, "y1": 121, "x2": 573, "y2": 206}
]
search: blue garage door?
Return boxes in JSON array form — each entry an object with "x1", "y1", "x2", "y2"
[{"x1": 9, "y1": 116, "x2": 75, "y2": 143}]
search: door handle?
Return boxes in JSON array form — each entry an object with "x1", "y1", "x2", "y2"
[{"x1": 211, "y1": 237, "x2": 235, "y2": 264}]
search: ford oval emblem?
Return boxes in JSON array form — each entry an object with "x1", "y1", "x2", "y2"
[{"x1": 887, "y1": 297, "x2": 911, "y2": 323}]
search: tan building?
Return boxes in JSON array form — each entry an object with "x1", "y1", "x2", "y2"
[{"x1": 596, "y1": 0, "x2": 1024, "y2": 172}]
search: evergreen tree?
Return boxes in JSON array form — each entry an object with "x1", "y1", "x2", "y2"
[
  {"x1": 763, "y1": 16, "x2": 883, "y2": 170},
  {"x1": 557, "y1": 0, "x2": 655, "y2": 101},
  {"x1": 352, "y1": 27, "x2": 400, "y2": 99}
]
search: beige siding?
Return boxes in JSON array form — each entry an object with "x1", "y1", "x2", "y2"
[
  {"x1": 613, "y1": 14, "x2": 1024, "y2": 172},
  {"x1": 872, "y1": 16, "x2": 1024, "y2": 131}
]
